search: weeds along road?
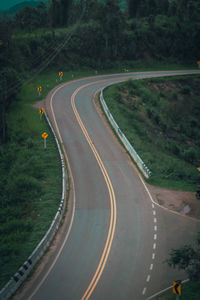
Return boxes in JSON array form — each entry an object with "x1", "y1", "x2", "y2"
[{"x1": 22, "y1": 70, "x2": 200, "y2": 300}]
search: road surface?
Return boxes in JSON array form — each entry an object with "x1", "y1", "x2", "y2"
[{"x1": 19, "y1": 70, "x2": 200, "y2": 300}]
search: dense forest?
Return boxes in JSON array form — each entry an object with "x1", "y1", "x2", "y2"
[{"x1": 0, "y1": 0, "x2": 200, "y2": 142}]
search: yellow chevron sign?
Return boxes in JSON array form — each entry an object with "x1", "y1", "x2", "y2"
[{"x1": 173, "y1": 281, "x2": 181, "y2": 295}]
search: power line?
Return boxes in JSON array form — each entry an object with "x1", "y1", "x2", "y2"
[{"x1": 1, "y1": 0, "x2": 86, "y2": 97}]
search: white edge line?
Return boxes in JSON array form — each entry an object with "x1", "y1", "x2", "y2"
[
  {"x1": 138, "y1": 173, "x2": 200, "y2": 222},
  {"x1": 142, "y1": 287, "x2": 147, "y2": 295},
  {"x1": 28, "y1": 84, "x2": 76, "y2": 300}
]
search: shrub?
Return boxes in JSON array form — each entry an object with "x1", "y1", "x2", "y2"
[
  {"x1": 7, "y1": 175, "x2": 43, "y2": 204},
  {"x1": 169, "y1": 90, "x2": 178, "y2": 101},
  {"x1": 125, "y1": 79, "x2": 137, "y2": 90},
  {"x1": 166, "y1": 141, "x2": 180, "y2": 156},
  {"x1": 181, "y1": 85, "x2": 191, "y2": 95},
  {"x1": 183, "y1": 148, "x2": 197, "y2": 164},
  {"x1": 114, "y1": 91, "x2": 123, "y2": 104}
]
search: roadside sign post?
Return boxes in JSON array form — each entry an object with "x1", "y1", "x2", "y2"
[
  {"x1": 59, "y1": 71, "x2": 63, "y2": 80},
  {"x1": 37, "y1": 86, "x2": 42, "y2": 96},
  {"x1": 173, "y1": 280, "x2": 181, "y2": 299},
  {"x1": 39, "y1": 107, "x2": 44, "y2": 120},
  {"x1": 42, "y1": 132, "x2": 48, "y2": 150}
]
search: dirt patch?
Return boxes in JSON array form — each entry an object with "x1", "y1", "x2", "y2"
[
  {"x1": 33, "y1": 99, "x2": 46, "y2": 110},
  {"x1": 147, "y1": 184, "x2": 200, "y2": 219}
]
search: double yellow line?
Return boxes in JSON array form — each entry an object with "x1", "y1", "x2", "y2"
[{"x1": 71, "y1": 83, "x2": 117, "y2": 300}]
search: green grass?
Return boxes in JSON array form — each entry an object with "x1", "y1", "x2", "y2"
[
  {"x1": 0, "y1": 104, "x2": 62, "y2": 288},
  {"x1": 154, "y1": 281, "x2": 200, "y2": 300},
  {"x1": 13, "y1": 26, "x2": 72, "y2": 39},
  {"x1": 103, "y1": 75, "x2": 200, "y2": 191}
]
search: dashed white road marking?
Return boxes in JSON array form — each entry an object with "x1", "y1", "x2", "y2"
[
  {"x1": 154, "y1": 218, "x2": 157, "y2": 223},
  {"x1": 154, "y1": 225, "x2": 157, "y2": 231},
  {"x1": 152, "y1": 253, "x2": 155, "y2": 260},
  {"x1": 153, "y1": 243, "x2": 156, "y2": 250},
  {"x1": 154, "y1": 234, "x2": 157, "y2": 240},
  {"x1": 142, "y1": 287, "x2": 147, "y2": 295},
  {"x1": 150, "y1": 264, "x2": 153, "y2": 270},
  {"x1": 146, "y1": 275, "x2": 151, "y2": 282},
  {"x1": 153, "y1": 210, "x2": 156, "y2": 216}
]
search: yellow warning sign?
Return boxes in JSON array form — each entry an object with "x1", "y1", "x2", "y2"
[
  {"x1": 173, "y1": 281, "x2": 181, "y2": 295},
  {"x1": 42, "y1": 132, "x2": 48, "y2": 139}
]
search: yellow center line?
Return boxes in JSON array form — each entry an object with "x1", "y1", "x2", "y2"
[{"x1": 71, "y1": 83, "x2": 117, "y2": 300}]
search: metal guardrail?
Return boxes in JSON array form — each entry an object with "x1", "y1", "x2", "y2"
[
  {"x1": 100, "y1": 89, "x2": 151, "y2": 178},
  {"x1": 0, "y1": 112, "x2": 66, "y2": 300}
]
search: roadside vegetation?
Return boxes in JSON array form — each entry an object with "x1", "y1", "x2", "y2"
[
  {"x1": 159, "y1": 232, "x2": 200, "y2": 299},
  {"x1": 0, "y1": 79, "x2": 63, "y2": 289},
  {"x1": 103, "y1": 76, "x2": 200, "y2": 191}
]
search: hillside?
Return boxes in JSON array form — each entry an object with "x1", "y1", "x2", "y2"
[
  {"x1": 0, "y1": 1, "x2": 47, "y2": 17},
  {"x1": 104, "y1": 76, "x2": 200, "y2": 190}
]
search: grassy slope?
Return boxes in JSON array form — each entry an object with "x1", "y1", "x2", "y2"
[
  {"x1": 103, "y1": 75, "x2": 200, "y2": 191},
  {"x1": 0, "y1": 88, "x2": 62, "y2": 288}
]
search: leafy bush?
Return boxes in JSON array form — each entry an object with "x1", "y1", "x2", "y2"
[
  {"x1": 166, "y1": 141, "x2": 180, "y2": 156},
  {"x1": 114, "y1": 91, "x2": 123, "y2": 104},
  {"x1": 169, "y1": 90, "x2": 178, "y2": 101},
  {"x1": 167, "y1": 233, "x2": 200, "y2": 281},
  {"x1": 181, "y1": 85, "x2": 191, "y2": 95},
  {"x1": 7, "y1": 174, "x2": 43, "y2": 204},
  {"x1": 183, "y1": 148, "x2": 197, "y2": 164}
]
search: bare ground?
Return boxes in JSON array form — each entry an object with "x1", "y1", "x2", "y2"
[{"x1": 147, "y1": 184, "x2": 200, "y2": 219}]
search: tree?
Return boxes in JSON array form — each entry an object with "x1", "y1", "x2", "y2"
[
  {"x1": 60, "y1": 0, "x2": 73, "y2": 26},
  {"x1": 49, "y1": 0, "x2": 60, "y2": 27},
  {"x1": 101, "y1": 0, "x2": 124, "y2": 59},
  {"x1": 49, "y1": 0, "x2": 72, "y2": 27},
  {"x1": 127, "y1": 0, "x2": 141, "y2": 18},
  {"x1": 37, "y1": 2, "x2": 49, "y2": 27},
  {"x1": 0, "y1": 68, "x2": 21, "y2": 143},
  {"x1": 167, "y1": 233, "x2": 200, "y2": 280},
  {"x1": 15, "y1": 6, "x2": 38, "y2": 31}
]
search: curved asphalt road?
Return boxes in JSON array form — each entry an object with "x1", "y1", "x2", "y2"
[{"x1": 24, "y1": 70, "x2": 200, "y2": 300}]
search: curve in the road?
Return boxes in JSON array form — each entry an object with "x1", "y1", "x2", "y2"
[
  {"x1": 71, "y1": 84, "x2": 117, "y2": 299},
  {"x1": 16, "y1": 70, "x2": 200, "y2": 300}
]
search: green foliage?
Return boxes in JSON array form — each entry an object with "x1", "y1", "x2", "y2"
[
  {"x1": 0, "y1": 86, "x2": 62, "y2": 287},
  {"x1": 169, "y1": 90, "x2": 178, "y2": 101},
  {"x1": 167, "y1": 233, "x2": 200, "y2": 281}
]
